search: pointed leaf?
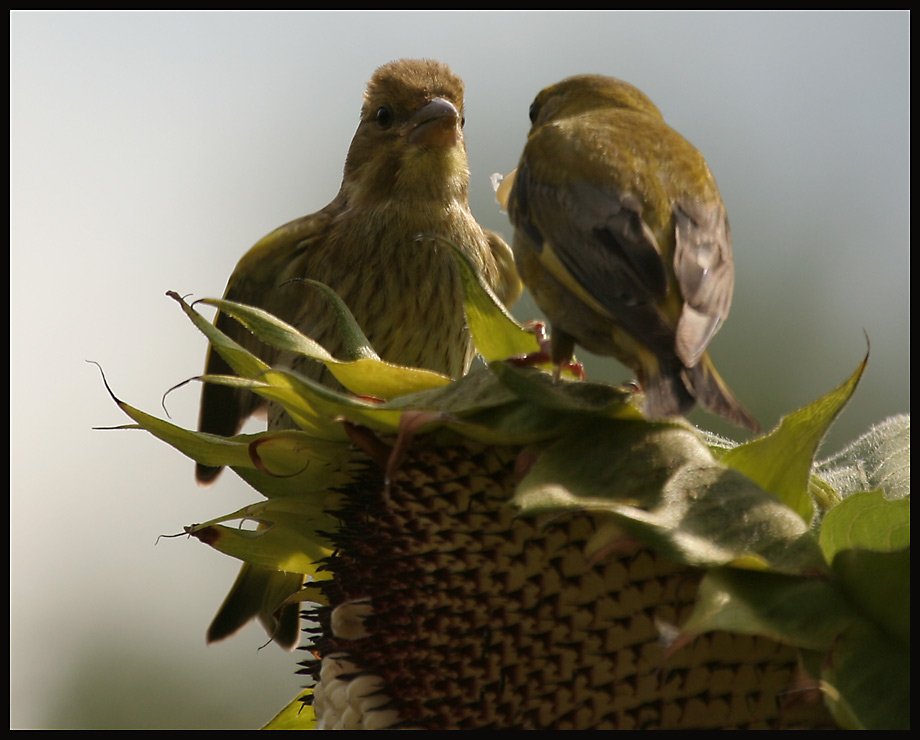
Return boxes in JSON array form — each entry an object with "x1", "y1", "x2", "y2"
[
  {"x1": 108, "y1": 378, "x2": 354, "y2": 500},
  {"x1": 167, "y1": 291, "x2": 269, "y2": 379},
  {"x1": 186, "y1": 497, "x2": 337, "y2": 576},
  {"x1": 448, "y1": 240, "x2": 540, "y2": 361},
  {"x1": 296, "y1": 278, "x2": 377, "y2": 361},
  {"x1": 111, "y1": 396, "x2": 253, "y2": 470},
  {"x1": 255, "y1": 369, "x2": 403, "y2": 434},
  {"x1": 720, "y1": 355, "x2": 867, "y2": 524},
  {"x1": 199, "y1": 295, "x2": 451, "y2": 400},
  {"x1": 197, "y1": 296, "x2": 336, "y2": 362},
  {"x1": 325, "y1": 357, "x2": 451, "y2": 400},
  {"x1": 263, "y1": 690, "x2": 316, "y2": 730}
]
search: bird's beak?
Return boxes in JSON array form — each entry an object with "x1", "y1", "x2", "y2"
[{"x1": 407, "y1": 97, "x2": 461, "y2": 148}]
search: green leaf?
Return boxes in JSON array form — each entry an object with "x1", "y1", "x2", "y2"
[
  {"x1": 683, "y1": 568, "x2": 854, "y2": 650},
  {"x1": 254, "y1": 368, "x2": 404, "y2": 434},
  {"x1": 231, "y1": 431, "x2": 354, "y2": 499},
  {"x1": 720, "y1": 355, "x2": 867, "y2": 524},
  {"x1": 108, "y1": 391, "x2": 352, "y2": 499},
  {"x1": 830, "y1": 546, "x2": 909, "y2": 645},
  {"x1": 448, "y1": 240, "x2": 540, "y2": 362},
  {"x1": 111, "y1": 397, "x2": 253, "y2": 470},
  {"x1": 185, "y1": 497, "x2": 338, "y2": 576},
  {"x1": 819, "y1": 489, "x2": 910, "y2": 559},
  {"x1": 197, "y1": 295, "x2": 337, "y2": 361},
  {"x1": 822, "y1": 620, "x2": 909, "y2": 730},
  {"x1": 293, "y1": 279, "x2": 377, "y2": 361},
  {"x1": 383, "y1": 365, "x2": 521, "y2": 416},
  {"x1": 380, "y1": 367, "x2": 591, "y2": 445},
  {"x1": 816, "y1": 414, "x2": 911, "y2": 502},
  {"x1": 263, "y1": 690, "x2": 316, "y2": 730},
  {"x1": 167, "y1": 291, "x2": 269, "y2": 380},
  {"x1": 326, "y1": 357, "x2": 451, "y2": 401},
  {"x1": 516, "y1": 419, "x2": 826, "y2": 575},
  {"x1": 198, "y1": 294, "x2": 452, "y2": 400},
  {"x1": 491, "y1": 361, "x2": 641, "y2": 419}
]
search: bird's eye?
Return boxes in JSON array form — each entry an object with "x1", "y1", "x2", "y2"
[
  {"x1": 528, "y1": 102, "x2": 540, "y2": 124},
  {"x1": 376, "y1": 106, "x2": 393, "y2": 128}
]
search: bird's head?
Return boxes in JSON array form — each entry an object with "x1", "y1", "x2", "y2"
[
  {"x1": 527, "y1": 74, "x2": 664, "y2": 130},
  {"x1": 343, "y1": 59, "x2": 471, "y2": 205}
]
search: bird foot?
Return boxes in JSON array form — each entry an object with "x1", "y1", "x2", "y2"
[{"x1": 508, "y1": 321, "x2": 586, "y2": 380}]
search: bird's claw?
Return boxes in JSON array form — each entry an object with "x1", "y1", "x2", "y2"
[{"x1": 510, "y1": 321, "x2": 586, "y2": 380}]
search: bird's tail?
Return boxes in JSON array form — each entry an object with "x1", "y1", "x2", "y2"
[
  {"x1": 683, "y1": 353, "x2": 760, "y2": 433},
  {"x1": 644, "y1": 353, "x2": 761, "y2": 434}
]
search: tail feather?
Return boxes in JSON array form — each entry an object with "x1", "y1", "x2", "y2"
[
  {"x1": 643, "y1": 353, "x2": 760, "y2": 433},
  {"x1": 196, "y1": 345, "x2": 266, "y2": 484},
  {"x1": 642, "y1": 364, "x2": 696, "y2": 421},
  {"x1": 682, "y1": 354, "x2": 761, "y2": 433}
]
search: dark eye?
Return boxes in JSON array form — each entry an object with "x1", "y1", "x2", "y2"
[
  {"x1": 528, "y1": 102, "x2": 539, "y2": 124},
  {"x1": 376, "y1": 106, "x2": 393, "y2": 128}
]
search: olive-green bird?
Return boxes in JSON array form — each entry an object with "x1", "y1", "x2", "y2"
[
  {"x1": 505, "y1": 74, "x2": 759, "y2": 432},
  {"x1": 197, "y1": 59, "x2": 521, "y2": 649}
]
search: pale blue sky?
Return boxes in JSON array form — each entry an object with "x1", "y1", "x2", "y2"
[{"x1": 11, "y1": 11, "x2": 908, "y2": 728}]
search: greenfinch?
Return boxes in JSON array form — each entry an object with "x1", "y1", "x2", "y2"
[
  {"x1": 505, "y1": 75, "x2": 759, "y2": 432},
  {"x1": 197, "y1": 59, "x2": 521, "y2": 649}
]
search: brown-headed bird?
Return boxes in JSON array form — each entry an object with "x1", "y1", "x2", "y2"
[
  {"x1": 504, "y1": 75, "x2": 759, "y2": 433},
  {"x1": 197, "y1": 59, "x2": 521, "y2": 649}
]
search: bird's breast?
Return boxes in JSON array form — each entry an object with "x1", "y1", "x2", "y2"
[{"x1": 282, "y1": 208, "x2": 491, "y2": 382}]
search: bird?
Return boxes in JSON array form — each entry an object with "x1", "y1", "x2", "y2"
[
  {"x1": 196, "y1": 58, "x2": 521, "y2": 649},
  {"x1": 504, "y1": 74, "x2": 759, "y2": 433}
]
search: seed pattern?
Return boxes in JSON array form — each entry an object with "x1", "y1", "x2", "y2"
[{"x1": 304, "y1": 440, "x2": 833, "y2": 729}]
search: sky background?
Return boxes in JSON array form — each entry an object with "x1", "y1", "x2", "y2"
[{"x1": 11, "y1": 11, "x2": 908, "y2": 729}]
